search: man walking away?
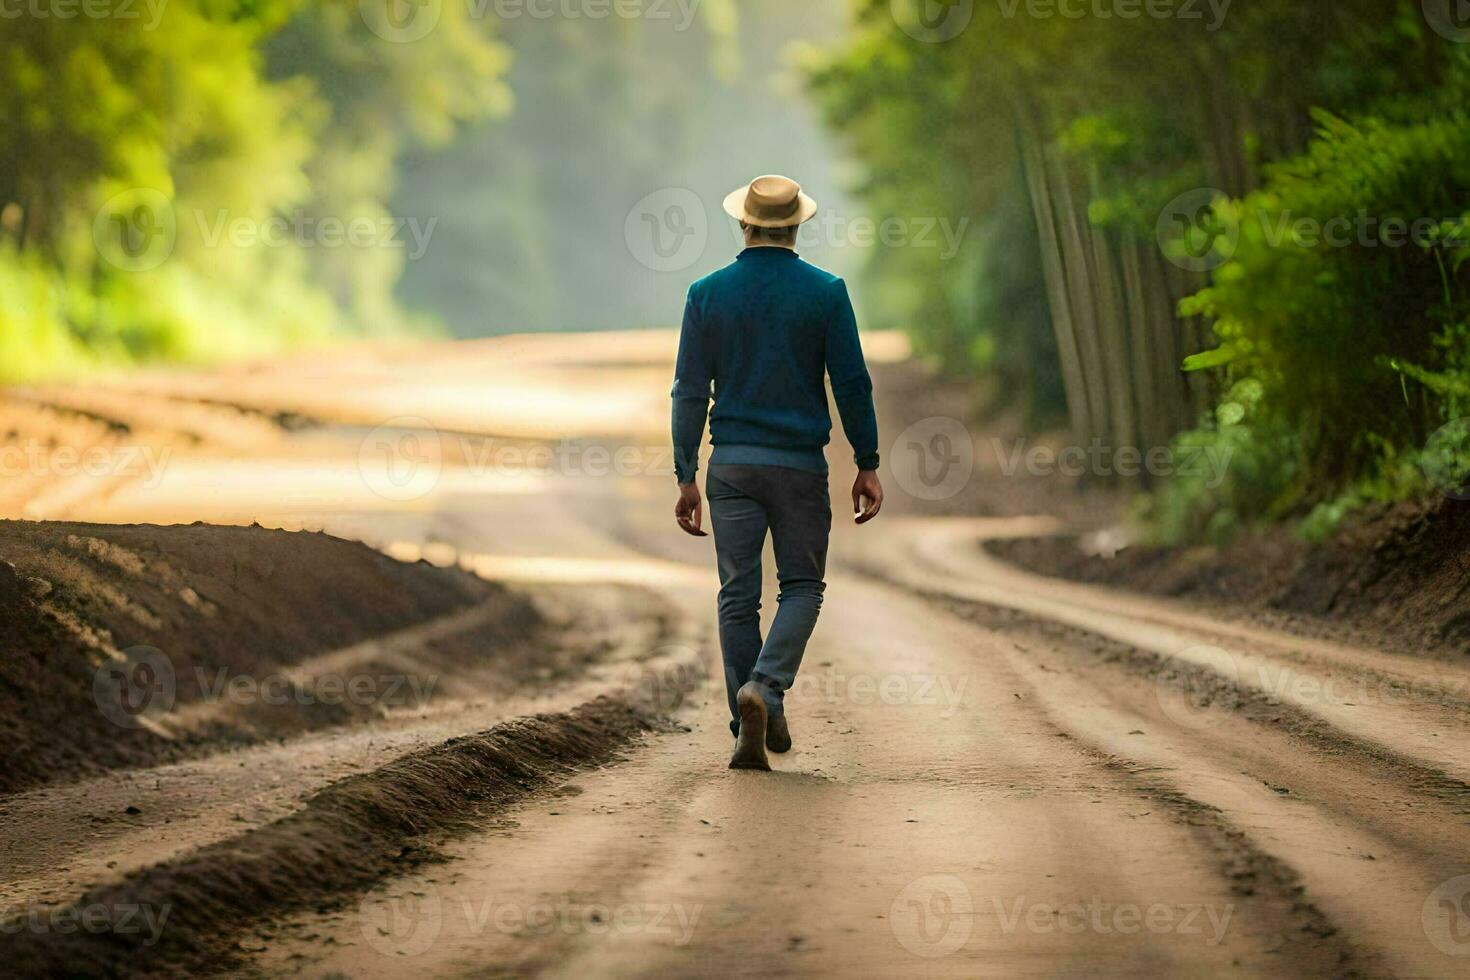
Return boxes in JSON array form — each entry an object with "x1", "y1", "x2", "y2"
[{"x1": 670, "y1": 174, "x2": 883, "y2": 772}]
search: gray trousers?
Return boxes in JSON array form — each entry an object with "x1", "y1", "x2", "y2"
[{"x1": 706, "y1": 463, "x2": 831, "y2": 735}]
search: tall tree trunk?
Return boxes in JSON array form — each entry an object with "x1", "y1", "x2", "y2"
[
  {"x1": 1089, "y1": 219, "x2": 1140, "y2": 470},
  {"x1": 1120, "y1": 234, "x2": 1163, "y2": 473},
  {"x1": 1048, "y1": 145, "x2": 1112, "y2": 456},
  {"x1": 1014, "y1": 102, "x2": 1092, "y2": 447}
]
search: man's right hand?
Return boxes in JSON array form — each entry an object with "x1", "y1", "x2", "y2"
[
  {"x1": 675, "y1": 482, "x2": 708, "y2": 537},
  {"x1": 853, "y1": 470, "x2": 883, "y2": 525}
]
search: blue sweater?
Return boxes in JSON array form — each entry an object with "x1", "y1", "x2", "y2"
[{"x1": 671, "y1": 247, "x2": 880, "y2": 484}]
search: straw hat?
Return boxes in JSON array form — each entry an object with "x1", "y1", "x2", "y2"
[{"x1": 722, "y1": 175, "x2": 819, "y2": 229}]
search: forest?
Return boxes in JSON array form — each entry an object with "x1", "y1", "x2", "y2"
[
  {"x1": 812, "y1": 0, "x2": 1470, "y2": 541},
  {"x1": 0, "y1": 0, "x2": 835, "y2": 372},
  {"x1": 2, "y1": 0, "x2": 514, "y2": 374},
  {"x1": 5, "y1": 0, "x2": 1469, "y2": 542}
]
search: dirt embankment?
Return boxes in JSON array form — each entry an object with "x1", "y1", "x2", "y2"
[
  {"x1": 0, "y1": 520, "x2": 544, "y2": 795},
  {"x1": 5, "y1": 698, "x2": 659, "y2": 980},
  {"x1": 991, "y1": 498, "x2": 1470, "y2": 656}
]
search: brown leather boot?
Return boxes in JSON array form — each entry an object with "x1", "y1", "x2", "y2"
[{"x1": 766, "y1": 712, "x2": 791, "y2": 753}]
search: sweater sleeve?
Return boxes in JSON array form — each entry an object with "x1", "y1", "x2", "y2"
[
  {"x1": 826, "y1": 279, "x2": 880, "y2": 470},
  {"x1": 670, "y1": 289, "x2": 713, "y2": 484}
]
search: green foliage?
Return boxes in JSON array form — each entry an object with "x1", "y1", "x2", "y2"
[
  {"x1": 1137, "y1": 379, "x2": 1300, "y2": 545},
  {"x1": 1169, "y1": 71, "x2": 1470, "y2": 531},
  {"x1": 805, "y1": 2, "x2": 1065, "y2": 423},
  {"x1": 813, "y1": 0, "x2": 1465, "y2": 540},
  {"x1": 0, "y1": 249, "x2": 90, "y2": 383},
  {"x1": 0, "y1": 1, "x2": 510, "y2": 382},
  {"x1": 1297, "y1": 493, "x2": 1364, "y2": 543},
  {"x1": 809, "y1": 0, "x2": 1447, "y2": 457}
]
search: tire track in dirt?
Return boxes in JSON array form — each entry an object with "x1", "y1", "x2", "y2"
[
  {"x1": 928, "y1": 594, "x2": 1470, "y2": 820},
  {"x1": 0, "y1": 584, "x2": 683, "y2": 918},
  {"x1": 853, "y1": 519, "x2": 1470, "y2": 787},
  {"x1": 239, "y1": 576, "x2": 1366, "y2": 979},
  {"x1": 897, "y1": 585, "x2": 1470, "y2": 977}
]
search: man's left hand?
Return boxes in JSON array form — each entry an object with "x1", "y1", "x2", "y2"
[{"x1": 853, "y1": 470, "x2": 883, "y2": 525}]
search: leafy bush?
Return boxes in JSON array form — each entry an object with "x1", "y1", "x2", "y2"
[
  {"x1": 1137, "y1": 380, "x2": 1301, "y2": 546},
  {"x1": 1162, "y1": 77, "x2": 1470, "y2": 538}
]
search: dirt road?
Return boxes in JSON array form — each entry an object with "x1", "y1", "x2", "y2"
[{"x1": 3, "y1": 333, "x2": 1469, "y2": 977}]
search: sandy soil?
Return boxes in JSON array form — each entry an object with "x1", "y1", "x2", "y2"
[{"x1": 3, "y1": 332, "x2": 1470, "y2": 977}]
